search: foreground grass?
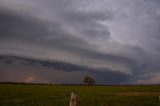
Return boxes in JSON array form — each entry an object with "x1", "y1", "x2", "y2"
[{"x1": 0, "y1": 84, "x2": 160, "y2": 106}]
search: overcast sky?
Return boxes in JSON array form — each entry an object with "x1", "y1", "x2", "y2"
[{"x1": 0, "y1": 0, "x2": 160, "y2": 84}]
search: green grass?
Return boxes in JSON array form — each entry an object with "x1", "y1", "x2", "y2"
[{"x1": 0, "y1": 84, "x2": 160, "y2": 106}]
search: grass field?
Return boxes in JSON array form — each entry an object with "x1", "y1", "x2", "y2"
[{"x1": 0, "y1": 84, "x2": 160, "y2": 106}]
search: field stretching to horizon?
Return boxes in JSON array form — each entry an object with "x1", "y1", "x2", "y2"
[{"x1": 0, "y1": 84, "x2": 160, "y2": 106}]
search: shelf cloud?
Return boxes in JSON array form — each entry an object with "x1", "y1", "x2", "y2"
[{"x1": 0, "y1": 0, "x2": 160, "y2": 84}]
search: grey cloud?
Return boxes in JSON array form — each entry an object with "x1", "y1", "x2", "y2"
[
  {"x1": 0, "y1": 55, "x2": 135, "y2": 74},
  {"x1": 0, "y1": 0, "x2": 111, "y2": 46},
  {"x1": 0, "y1": 0, "x2": 160, "y2": 84},
  {"x1": 63, "y1": 10, "x2": 111, "y2": 39},
  {"x1": 0, "y1": 65, "x2": 130, "y2": 84},
  {"x1": 0, "y1": 8, "x2": 136, "y2": 74},
  {"x1": 0, "y1": 10, "x2": 50, "y2": 41},
  {"x1": 0, "y1": 9, "x2": 89, "y2": 47},
  {"x1": 92, "y1": 71, "x2": 129, "y2": 84},
  {"x1": 0, "y1": 55, "x2": 130, "y2": 84}
]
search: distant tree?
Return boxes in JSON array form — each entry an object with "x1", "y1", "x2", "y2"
[{"x1": 83, "y1": 76, "x2": 95, "y2": 86}]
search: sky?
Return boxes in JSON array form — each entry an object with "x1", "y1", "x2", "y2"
[{"x1": 0, "y1": 0, "x2": 160, "y2": 84}]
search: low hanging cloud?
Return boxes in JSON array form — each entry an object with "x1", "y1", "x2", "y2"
[
  {"x1": 0, "y1": 55, "x2": 130, "y2": 84},
  {"x1": 0, "y1": 0, "x2": 160, "y2": 84}
]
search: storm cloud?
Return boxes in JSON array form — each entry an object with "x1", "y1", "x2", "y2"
[{"x1": 0, "y1": 0, "x2": 160, "y2": 84}]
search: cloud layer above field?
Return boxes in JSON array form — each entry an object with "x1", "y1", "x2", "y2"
[{"x1": 0, "y1": 0, "x2": 160, "y2": 84}]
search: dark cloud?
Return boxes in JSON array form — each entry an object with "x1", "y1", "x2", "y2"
[
  {"x1": 0, "y1": 9, "x2": 136, "y2": 74},
  {"x1": 0, "y1": 10, "x2": 50, "y2": 41},
  {"x1": 0, "y1": 55, "x2": 130, "y2": 84},
  {"x1": 0, "y1": 55, "x2": 134, "y2": 74},
  {"x1": 0, "y1": 9, "x2": 90, "y2": 50},
  {"x1": 0, "y1": 0, "x2": 160, "y2": 84}
]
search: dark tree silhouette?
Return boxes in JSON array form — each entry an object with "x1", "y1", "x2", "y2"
[{"x1": 83, "y1": 76, "x2": 95, "y2": 86}]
